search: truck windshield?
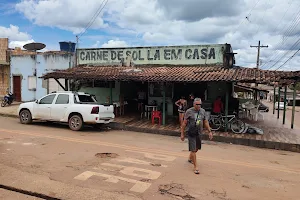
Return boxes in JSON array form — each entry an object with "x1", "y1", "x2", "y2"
[{"x1": 75, "y1": 95, "x2": 97, "y2": 103}]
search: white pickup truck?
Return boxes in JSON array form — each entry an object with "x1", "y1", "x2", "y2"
[{"x1": 17, "y1": 91, "x2": 115, "y2": 131}]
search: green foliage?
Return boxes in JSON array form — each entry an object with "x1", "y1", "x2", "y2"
[{"x1": 289, "y1": 82, "x2": 300, "y2": 91}]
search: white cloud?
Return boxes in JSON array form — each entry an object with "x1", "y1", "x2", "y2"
[
  {"x1": 0, "y1": 25, "x2": 31, "y2": 41},
  {"x1": 9, "y1": 39, "x2": 35, "y2": 49},
  {"x1": 101, "y1": 40, "x2": 128, "y2": 48},
  {"x1": 0, "y1": 25, "x2": 34, "y2": 49},
  {"x1": 15, "y1": 0, "x2": 108, "y2": 34},
  {"x1": 91, "y1": 41, "x2": 100, "y2": 48}
]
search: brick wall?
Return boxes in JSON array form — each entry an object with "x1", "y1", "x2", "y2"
[
  {"x1": 0, "y1": 38, "x2": 9, "y2": 96},
  {"x1": 0, "y1": 38, "x2": 8, "y2": 62},
  {"x1": 0, "y1": 65, "x2": 9, "y2": 96}
]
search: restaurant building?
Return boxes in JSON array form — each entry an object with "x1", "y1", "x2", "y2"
[
  {"x1": 42, "y1": 43, "x2": 299, "y2": 126},
  {"x1": 78, "y1": 44, "x2": 234, "y2": 117}
]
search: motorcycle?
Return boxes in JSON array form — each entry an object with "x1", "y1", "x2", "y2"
[{"x1": 1, "y1": 92, "x2": 14, "y2": 107}]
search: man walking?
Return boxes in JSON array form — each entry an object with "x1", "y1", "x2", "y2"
[{"x1": 181, "y1": 98, "x2": 213, "y2": 174}]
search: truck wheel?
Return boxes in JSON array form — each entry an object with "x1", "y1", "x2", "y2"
[
  {"x1": 19, "y1": 110, "x2": 32, "y2": 124},
  {"x1": 69, "y1": 115, "x2": 83, "y2": 131}
]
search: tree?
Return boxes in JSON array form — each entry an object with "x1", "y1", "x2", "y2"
[{"x1": 289, "y1": 82, "x2": 300, "y2": 91}]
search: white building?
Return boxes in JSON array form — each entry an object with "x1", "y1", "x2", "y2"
[{"x1": 10, "y1": 48, "x2": 74, "y2": 102}]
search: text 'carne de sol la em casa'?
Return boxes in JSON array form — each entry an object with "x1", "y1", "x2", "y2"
[{"x1": 79, "y1": 48, "x2": 217, "y2": 62}]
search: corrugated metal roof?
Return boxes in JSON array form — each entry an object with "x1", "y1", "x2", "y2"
[{"x1": 41, "y1": 65, "x2": 300, "y2": 83}]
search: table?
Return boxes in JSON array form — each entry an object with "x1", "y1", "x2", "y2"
[
  {"x1": 113, "y1": 101, "x2": 128, "y2": 116},
  {"x1": 145, "y1": 105, "x2": 158, "y2": 119}
]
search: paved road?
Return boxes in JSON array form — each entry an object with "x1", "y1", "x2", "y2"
[{"x1": 0, "y1": 117, "x2": 300, "y2": 200}]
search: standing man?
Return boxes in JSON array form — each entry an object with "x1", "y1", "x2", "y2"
[
  {"x1": 187, "y1": 93, "x2": 195, "y2": 109},
  {"x1": 181, "y1": 98, "x2": 213, "y2": 174}
]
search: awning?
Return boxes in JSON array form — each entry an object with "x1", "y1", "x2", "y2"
[{"x1": 41, "y1": 64, "x2": 300, "y2": 84}]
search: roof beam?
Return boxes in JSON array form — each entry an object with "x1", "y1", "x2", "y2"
[{"x1": 54, "y1": 78, "x2": 67, "y2": 91}]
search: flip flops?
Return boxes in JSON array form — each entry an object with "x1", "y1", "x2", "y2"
[{"x1": 188, "y1": 160, "x2": 199, "y2": 174}]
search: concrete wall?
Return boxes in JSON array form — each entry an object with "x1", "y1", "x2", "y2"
[
  {"x1": 11, "y1": 53, "x2": 73, "y2": 102},
  {"x1": 79, "y1": 81, "x2": 121, "y2": 104}
]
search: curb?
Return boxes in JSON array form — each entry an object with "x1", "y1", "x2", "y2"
[{"x1": 109, "y1": 122, "x2": 300, "y2": 153}]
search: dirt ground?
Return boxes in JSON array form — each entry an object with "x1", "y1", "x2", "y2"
[{"x1": 0, "y1": 116, "x2": 300, "y2": 200}]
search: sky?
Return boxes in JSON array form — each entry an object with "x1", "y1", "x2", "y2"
[{"x1": 1, "y1": 0, "x2": 300, "y2": 71}]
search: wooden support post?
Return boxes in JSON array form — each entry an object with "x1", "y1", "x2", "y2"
[
  {"x1": 273, "y1": 87, "x2": 276, "y2": 114},
  {"x1": 291, "y1": 83, "x2": 297, "y2": 129},
  {"x1": 109, "y1": 81, "x2": 113, "y2": 104},
  {"x1": 54, "y1": 78, "x2": 67, "y2": 91},
  {"x1": 283, "y1": 85, "x2": 287, "y2": 124},
  {"x1": 162, "y1": 82, "x2": 166, "y2": 126},
  {"x1": 277, "y1": 86, "x2": 280, "y2": 119},
  {"x1": 65, "y1": 79, "x2": 68, "y2": 91},
  {"x1": 225, "y1": 86, "x2": 229, "y2": 132}
]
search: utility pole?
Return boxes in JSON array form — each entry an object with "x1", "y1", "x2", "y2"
[
  {"x1": 75, "y1": 35, "x2": 79, "y2": 67},
  {"x1": 250, "y1": 40, "x2": 268, "y2": 69},
  {"x1": 250, "y1": 41, "x2": 268, "y2": 101}
]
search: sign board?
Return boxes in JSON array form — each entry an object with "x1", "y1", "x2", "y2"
[{"x1": 77, "y1": 44, "x2": 226, "y2": 65}]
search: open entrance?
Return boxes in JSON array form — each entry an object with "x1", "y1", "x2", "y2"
[
  {"x1": 173, "y1": 82, "x2": 207, "y2": 116},
  {"x1": 120, "y1": 81, "x2": 148, "y2": 115}
]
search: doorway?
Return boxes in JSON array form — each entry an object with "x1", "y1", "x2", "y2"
[
  {"x1": 173, "y1": 82, "x2": 207, "y2": 115},
  {"x1": 13, "y1": 76, "x2": 21, "y2": 101},
  {"x1": 120, "y1": 81, "x2": 148, "y2": 114}
]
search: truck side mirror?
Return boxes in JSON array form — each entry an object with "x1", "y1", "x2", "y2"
[{"x1": 35, "y1": 100, "x2": 39, "y2": 104}]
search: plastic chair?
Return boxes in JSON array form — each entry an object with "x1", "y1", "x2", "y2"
[{"x1": 152, "y1": 111, "x2": 162, "y2": 125}]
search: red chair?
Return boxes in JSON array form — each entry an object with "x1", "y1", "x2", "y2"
[{"x1": 152, "y1": 111, "x2": 162, "y2": 125}]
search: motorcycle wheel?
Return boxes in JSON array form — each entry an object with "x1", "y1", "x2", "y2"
[{"x1": 1, "y1": 100, "x2": 7, "y2": 107}]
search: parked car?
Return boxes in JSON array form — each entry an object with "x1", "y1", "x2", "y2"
[
  {"x1": 258, "y1": 103, "x2": 269, "y2": 112},
  {"x1": 17, "y1": 91, "x2": 115, "y2": 131},
  {"x1": 275, "y1": 102, "x2": 286, "y2": 110}
]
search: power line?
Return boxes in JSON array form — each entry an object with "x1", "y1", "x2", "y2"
[
  {"x1": 274, "y1": 48, "x2": 300, "y2": 71},
  {"x1": 254, "y1": 0, "x2": 271, "y2": 36},
  {"x1": 262, "y1": 15, "x2": 300, "y2": 69},
  {"x1": 77, "y1": 0, "x2": 108, "y2": 39},
  {"x1": 266, "y1": 35, "x2": 300, "y2": 70},
  {"x1": 260, "y1": 4, "x2": 299, "y2": 69},
  {"x1": 231, "y1": 0, "x2": 261, "y2": 36},
  {"x1": 273, "y1": 0, "x2": 294, "y2": 34},
  {"x1": 261, "y1": 2, "x2": 300, "y2": 69}
]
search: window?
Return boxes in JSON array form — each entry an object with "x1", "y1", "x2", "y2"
[
  {"x1": 74, "y1": 95, "x2": 96, "y2": 103},
  {"x1": 39, "y1": 94, "x2": 56, "y2": 104},
  {"x1": 55, "y1": 94, "x2": 69, "y2": 104},
  {"x1": 28, "y1": 76, "x2": 37, "y2": 90}
]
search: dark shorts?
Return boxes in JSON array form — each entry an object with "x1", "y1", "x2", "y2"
[{"x1": 188, "y1": 134, "x2": 202, "y2": 152}]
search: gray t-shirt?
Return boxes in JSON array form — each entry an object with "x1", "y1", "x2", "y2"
[{"x1": 184, "y1": 107, "x2": 208, "y2": 136}]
